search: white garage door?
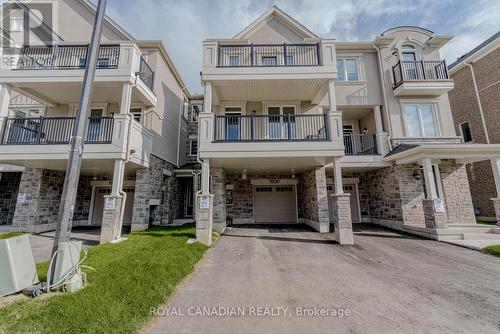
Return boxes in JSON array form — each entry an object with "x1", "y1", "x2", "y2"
[{"x1": 254, "y1": 186, "x2": 297, "y2": 223}]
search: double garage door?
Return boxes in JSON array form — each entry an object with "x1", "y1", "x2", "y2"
[{"x1": 254, "y1": 186, "x2": 297, "y2": 223}]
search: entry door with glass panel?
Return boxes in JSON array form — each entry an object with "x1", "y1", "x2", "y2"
[
  {"x1": 87, "y1": 109, "x2": 103, "y2": 141},
  {"x1": 224, "y1": 107, "x2": 242, "y2": 141},
  {"x1": 267, "y1": 106, "x2": 296, "y2": 140},
  {"x1": 401, "y1": 45, "x2": 418, "y2": 79}
]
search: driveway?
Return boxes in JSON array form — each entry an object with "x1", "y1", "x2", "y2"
[{"x1": 148, "y1": 225, "x2": 500, "y2": 334}]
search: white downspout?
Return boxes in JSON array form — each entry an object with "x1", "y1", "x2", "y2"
[
  {"x1": 374, "y1": 44, "x2": 393, "y2": 151},
  {"x1": 465, "y1": 62, "x2": 490, "y2": 144}
]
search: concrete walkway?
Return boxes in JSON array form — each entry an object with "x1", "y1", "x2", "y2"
[
  {"x1": 147, "y1": 225, "x2": 500, "y2": 334},
  {"x1": 29, "y1": 228, "x2": 100, "y2": 263}
]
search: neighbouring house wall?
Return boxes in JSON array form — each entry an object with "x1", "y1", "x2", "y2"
[
  {"x1": 143, "y1": 48, "x2": 184, "y2": 167},
  {"x1": 466, "y1": 161, "x2": 496, "y2": 217},
  {"x1": 132, "y1": 155, "x2": 180, "y2": 227},
  {"x1": 12, "y1": 168, "x2": 65, "y2": 231},
  {"x1": 439, "y1": 160, "x2": 476, "y2": 224},
  {"x1": 0, "y1": 172, "x2": 22, "y2": 225},
  {"x1": 449, "y1": 47, "x2": 500, "y2": 217}
]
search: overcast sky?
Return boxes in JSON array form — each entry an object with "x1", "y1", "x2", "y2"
[{"x1": 72, "y1": 0, "x2": 500, "y2": 93}]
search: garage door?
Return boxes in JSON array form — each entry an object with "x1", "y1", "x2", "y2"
[{"x1": 254, "y1": 186, "x2": 297, "y2": 223}]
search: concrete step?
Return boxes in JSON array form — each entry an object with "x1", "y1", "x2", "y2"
[{"x1": 461, "y1": 234, "x2": 500, "y2": 241}]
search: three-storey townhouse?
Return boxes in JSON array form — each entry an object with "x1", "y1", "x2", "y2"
[
  {"x1": 0, "y1": 0, "x2": 194, "y2": 243},
  {"x1": 196, "y1": 6, "x2": 500, "y2": 245}
]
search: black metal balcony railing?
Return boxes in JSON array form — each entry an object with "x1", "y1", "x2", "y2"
[
  {"x1": 15, "y1": 44, "x2": 120, "y2": 70},
  {"x1": 1, "y1": 116, "x2": 114, "y2": 145},
  {"x1": 139, "y1": 57, "x2": 155, "y2": 91},
  {"x1": 217, "y1": 43, "x2": 321, "y2": 67},
  {"x1": 344, "y1": 133, "x2": 378, "y2": 155},
  {"x1": 392, "y1": 60, "x2": 449, "y2": 88},
  {"x1": 214, "y1": 114, "x2": 329, "y2": 142}
]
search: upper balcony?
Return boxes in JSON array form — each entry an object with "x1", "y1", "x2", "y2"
[
  {"x1": 392, "y1": 60, "x2": 454, "y2": 96},
  {"x1": 202, "y1": 39, "x2": 337, "y2": 81},
  {"x1": 0, "y1": 43, "x2": 156, "y2": 106}
]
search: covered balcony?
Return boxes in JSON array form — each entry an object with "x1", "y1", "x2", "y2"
[{"x1": 392, "y1": 60, "x2": 454, "y2": 96}]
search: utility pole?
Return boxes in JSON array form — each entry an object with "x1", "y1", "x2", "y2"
[{"x1": 51, "y1": 0, "x2": 108, "y2": 258}]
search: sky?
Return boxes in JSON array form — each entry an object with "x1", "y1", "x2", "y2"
[{"x1": 21, "y1": 0, "x2": 500, "y2": 94}]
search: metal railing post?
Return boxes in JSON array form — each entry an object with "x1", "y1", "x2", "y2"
[
  {"x1": 250, "y1": 114, "x2": 254, "y2": 141},
  {"x1": 287, "y1": 114, "x2": 292, "y2": 140},
  {"x1": 421, "y1": 60, "x2": 426, "y2": 79},
  {"x1": 250, "y1": 44, "x2": 254, "y2": 67},
  {"x1": 283, "y1": 43, "x2": 287, "y2": 66}
]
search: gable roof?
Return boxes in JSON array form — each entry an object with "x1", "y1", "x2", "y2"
[
  {"x1": 448, "y1": 30, "x2": 500, "y2": 73},
  {"x1": 234, "y1": 5, "x2": 318, "y2": 40}
]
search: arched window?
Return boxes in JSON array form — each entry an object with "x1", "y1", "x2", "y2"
[{"x1": 401, "y1": 44, "x2": 417, "y2": 61}]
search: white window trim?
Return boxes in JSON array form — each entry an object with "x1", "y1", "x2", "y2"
[
  {"x1": 395, "y1": 40, "x2": 424, "y2": 61},
  {"x1": 189, "y1": 139, "x2": 198, "y2": 156},
  {"x1": 221, "y1": 102, "x2": 247, "y2": 115},
  {"x1": 129, "y1": 104, "x2": 144, "y2": 125},
  {"x1": 69, "y1": 103, "x2": 109, "y2": 117},
  {"x1": 336, "y1": 55, "x2": 365, "y2": 82},
  {"x1": 400, "y1": 100, "x2": 441, "y2": 138},
  {"x1": 459, "y1": 121, "x2": 473, "y2": 143},
  {"x1": 262, "y1": 101, "x2": 301, "y2": 115},
  {"x1": 190, "y1": 103, "x2": 203, "y2": 122}
]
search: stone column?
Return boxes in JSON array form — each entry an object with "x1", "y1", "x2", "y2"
[
  {"x1": 196, "y1": 159, "x2": 213, "y2": 245},
  {"x1": 100, "y1": 159, "x2": 125, "y2": 243},
  {"x1": 421, "y1": 158, "x2": 448, "y2": 229},
  {"x1": 301, "y1": 167, "x2": 329, "y2": 233},
  {"x1": 211, "y1": 167, "x2": 226, "y2": 233},
  {"x1": 331, "y1": 159, "x2": 354, "y2": 245},
  {"x1": 490, "y1": 158, "x2": 500, "y2": 227}
]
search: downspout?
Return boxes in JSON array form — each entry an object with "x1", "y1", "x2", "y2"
[
  {"x1": 465, "y1": 62, "x2": 490, "y2": 144},
  {"x1": 374, "y1": 44, "x2": 393, "y2": 151}
]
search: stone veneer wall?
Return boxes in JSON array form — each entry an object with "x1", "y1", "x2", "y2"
[
  {"x1": 366, "y1": 164, "x2": 426, "y2": 228},
  {"x1": 210, "y1": 167, "x2": 226, "y2": 232},
  {"x1": 0, "y1": 172, "x2": 22, "y2": 225},
  {"x1": 339, "y1": 172, "x2": 370, "y2": 221},
  {"x1": 132, "y1": 154, "x2": 180, "y2": 226},
  {"x1": 439, "y1": 160, "x2": 476, "y2": 224},
  {"x1": 11, "y1": 168, "x2": 65, "y2": 230},
  {"x1": 298, "y1": 167, "x2": 329, "y2": 232},
  {"x1": 225, "y1": 174, "x2": 253, "y2": 224}
]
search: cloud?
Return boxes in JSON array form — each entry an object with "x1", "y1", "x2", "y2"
[{"x1": 102, "y1": 0, "x2": 498, "y2": 92}]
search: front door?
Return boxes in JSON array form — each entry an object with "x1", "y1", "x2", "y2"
[
  {"x1": 91, "y1": 187, "x2": 135, "y2": 226},
  {"x1": 327, "y1": 184, "x2": 360, "y2": 223}
]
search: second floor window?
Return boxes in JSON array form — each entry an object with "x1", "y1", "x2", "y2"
[
  {"x1": 403, "y1": 103, "x2": 438, "y2": 137},
  {"x1": 460, "y1": 122, "x2": 472, "y2": 143},
  {"x1": 229, "y1": 55, "x2": 239, "y2": 67},
  {"x1": 189, "y1": 140, "x2": 198, "y2": 156},
  {"x1": 191, "y1": 104, "x2": 202, "y2": 122},
  {"x1": 130, "y1": 108, "x2": 143, "y2": 123},
  {"x1": 337, "y1": 59, "x2": 359, "y2": 81},
  {"x1": 262, "y1": 56, "x2": 277, "y2": 66}
]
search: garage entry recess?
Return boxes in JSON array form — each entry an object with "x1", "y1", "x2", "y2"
[{"x1": 253, "y1": 185, "x2": 298, "y2": 224}]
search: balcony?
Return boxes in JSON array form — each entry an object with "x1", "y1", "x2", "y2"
[
  {"x1": 392, "y1": 60, "x2": 454, "y2": 96},
  {"x1": 1, "y1": 116, "x2": 114, "y2": 145},
  {"x1": 217, "y1": 43, "x2": 321, "y2": 68},
  {"x1": 344, "y1": 133, "x2": 378, "y2": 155},
  {"x1": 213, "y1": 114, "x2": 329, "y2": 142}
]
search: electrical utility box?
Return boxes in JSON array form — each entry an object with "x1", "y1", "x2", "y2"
[{"x1": 0, "y1": 235, "x2": 38, "y2": 297}]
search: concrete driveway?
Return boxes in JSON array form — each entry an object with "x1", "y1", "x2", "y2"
[{"x1": 148, "y1": 225, "x2": 500, "y2": 334}]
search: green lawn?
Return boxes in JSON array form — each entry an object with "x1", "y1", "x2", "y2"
[
  {"x1": 0, "y1": 225, "x2": 209, "y2": 333},
  {"x1": 0, "y1": 232, "x2": 25, "y2": 240},
  {"x1": 477, "y1": 220, "x2": 497, "y2": 226},
  {"x1": 483, "y1": 245, "x2": 500, "y2": 257}
]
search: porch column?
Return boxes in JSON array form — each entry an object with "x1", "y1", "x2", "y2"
[
  {"x1": 421, "y1": 158, "x2": 448, "y2": 229},
  {"x1": 203, "y1": 81, "x2": 212, "y2": 114},
  {"x1": 490, "y1": 158, "x2": 500, "y2": 227},
  {"x1": 327, "y1": 80, "x2": 342, "y2": 142},
  {"x1": 0, "y1": 84, "x2": 12, "y2": 137},
  {"x1": 374, "y1": 105, "x2": 390, "y2": 156},
  {"x1": 100, "y1": 159, "x2": 126, "y2": 244},
  {"x1": 120, "y1": 83, "x2": 132, "y2": 114},
  {"x1": 196, "y1": 159, "x2": 213, "y2": 246},
  {"x1": 331, "y1": 158, "x2": 354, "y2": 245}
]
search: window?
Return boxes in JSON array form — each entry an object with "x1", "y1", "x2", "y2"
[
  {"x1": 130, "y1": 108, "x2": 143, "y2": 123},
  {"x1": 229, "y1": 55, "x2": 239, "y2": 67},
  {"x1": 189, "y1": 140, "x2": 198, "y2": 156},
  {"x1": 403, "y1": 103, "x2": 438, "y2": 137},
  {"x1": 460, "y1": 122, "x2": 472, "y2": 143},
  {"x1": 337, "y1": 59, "x2": 359, "y2": 81},
  {"x1": 224, "y1": 107, "x2": 242, "y2": 141},
  {"x1": 266, "y1": 105, "x2": 296, "y2": 139},
  {"x1": 401, "y1": 44, "x2": 417, "y2": 61},
  {"x1": 10, "y1": 10, "x2": 23, "y2": 32},
  {"x1": 97, "y1": 58, "x2": 110, "y2": 68},
  {"x1": 285, "y1": 54, "x2": 294, "y2": 65},
  {"x1": 262, "y1": 56, "x2": 277, "y2": 66},
  {"x1": 191, "y1": 104, "x2": 202, "y2": 122},
  {"x1": 343, "y1": 125, "x2": 354, "y2": 135}
]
